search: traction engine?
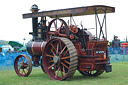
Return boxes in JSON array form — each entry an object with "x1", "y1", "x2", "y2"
[{"x1": 14, "y1": 4, "x2": 115, "y2": 80}]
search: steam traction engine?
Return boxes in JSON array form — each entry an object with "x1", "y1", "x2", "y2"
[{"x1": 14, "y1": 5, "x2": 115, "y2": 80}]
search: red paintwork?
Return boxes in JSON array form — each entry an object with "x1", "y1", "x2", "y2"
[
  {"x1": 121, "y1": 43, "x2": 128, "y2": 48},
  {"x1": 75, "y1": 40, "x2": 108, "y2": 71},
  {"x1": 32, "y1": 41, "x2": 47, "y2": 56},
  {"x1": 31, "y1": 38, "x2": 108, "y2": 72},
  {"x1": 74, "y1": 42, "x2": 86, "y2": 56},
  {"x1": 121, "y1": 43, "x2": 128, "y2": 54},
  {"x1": 30, "y1": 41, "x2": 47, "y2": 62}
]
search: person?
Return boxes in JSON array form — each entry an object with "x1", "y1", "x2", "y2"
[
  {"x1": 112, "y1": 36, "x2": 120, "y2": 60},
  {"x1": 7, "y1": 49, "x2": 12, "y2": 53}
]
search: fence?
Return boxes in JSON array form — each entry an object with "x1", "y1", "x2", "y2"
[
  {"x1": 0, "y1": 47, "x2": 128, "y2": 71},
  {"x1": 0, "y1": 52, "x2": 31, "y2": 71}
]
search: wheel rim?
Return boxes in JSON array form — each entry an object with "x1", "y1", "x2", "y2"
[
  {"x1": 43, "y1": 37, "x2": 78, "y2": 80},
  {"x1": 41, "y1": 58, "x2": 45, "y2": 73},
  {"x1": 47, "y1": 18, "x2": 69, "y2": 40},
  {"x1": 14, "y1": 54, "x2": 32, "y2": 77}
]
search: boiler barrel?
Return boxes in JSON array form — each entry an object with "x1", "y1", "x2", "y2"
[{"x1": 26, "y1": 41, "x2": 47, "y2": 56}]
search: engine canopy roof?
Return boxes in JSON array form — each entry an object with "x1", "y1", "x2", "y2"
[{"x1": 23, "y1": 5, "x2": 115, "y2": 19}]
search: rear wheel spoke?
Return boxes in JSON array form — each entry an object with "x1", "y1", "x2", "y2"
[
  {"x1": 64, "y1": 49, "x2": 68, "y2": 56},
  {"x1": 54, "y1": 65, "x2": 56, "y2": 75},
  {"x1": 60, "y1": 46, "x2": 66, "y2": 54},
  {"x1": 61, "y1": 62, "x2": 69, "y2": 69},
  {"x1": 55, "y1": 68, "x2": 59, "y2": 78},
  {"x1": 49, "y1": 60, "x2": 53, "y2": 62},
  {"x1": 59, "y1": 66, "x2": 63, "y2": 77},
  {"x1": 48, "y1": 64, "x2": 54, "y2": 69},
  {"x1": 63, "y1": 66, "x2": 65, "y2": 75},
  {"x1": 61, "y1": 56, "x2": 70, "y2": 60},
  {"x1": 46, "y1": 54, "x2": 54, "y2": 57},
  {"x1": 51, "y1": 50, "x2": 56, "y2": 56},
  {"x1": 59, "y1": 41, "x2": 62, "y2": 51},
  {"x1": 64, "y1": 60, "x2": 70, "y2": 65},
  {"x1": 51, "y1": 43, "x2": 57, "y2": 52}
]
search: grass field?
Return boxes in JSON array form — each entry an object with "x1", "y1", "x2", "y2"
[{"x1": 0, "y1": 62, "x2": 128, "y2": 85}]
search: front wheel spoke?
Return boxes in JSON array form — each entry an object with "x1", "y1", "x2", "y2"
[
  {"x1": 48, "y1": 64, "x2": 54, "y2": 69},
  {"x1": 18, "y1": 67, "x2": 21, "y2": 72},
  {"x1": 61, "y1": 56, "x2": 70, "y2": 60},
  {"x1": 61, "y1": 62, "x2": 69, "y2": 69},
  {"x1": 24, "y1": 64, "x2": 28, "y2": 67},
  {"x1": 22, "y1": 58, "x2": 25, "y2": 63},
  {"x1": 23, "y1": 69, "x2": 26, "y2": 75},
  {"x1": 26, "y1": 67, "x2": 29, "y2": 71},
  {"x1": 21, "y1": 69, "x2": 24, "y2": 74},
  {"x1": 21, "y1": 58, "x2": 23, "y2": 62},
  {"x1": 18, "y1": 61, "x2": 21, "y2": 64}
]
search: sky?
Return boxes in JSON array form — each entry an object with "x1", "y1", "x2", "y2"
[{"x1": 0, "y1": 0, "x2": 128, "y2": 43}]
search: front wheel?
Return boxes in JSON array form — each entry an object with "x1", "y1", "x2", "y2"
[{"x1": 14, "y1": 54, "x2": 32, "y2": 77}]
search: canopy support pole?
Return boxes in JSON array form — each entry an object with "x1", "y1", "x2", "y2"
[{"x1": 95, "y1": 8, "x2": 107, "y2": 41}]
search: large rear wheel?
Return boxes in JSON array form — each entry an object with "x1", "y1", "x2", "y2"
[
  {"x1": 79, "y1": 70, "x2": 104, "y2": 77},
  {"x1": 43, "y1": 37, "x2": 78, "y2": 80}
]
